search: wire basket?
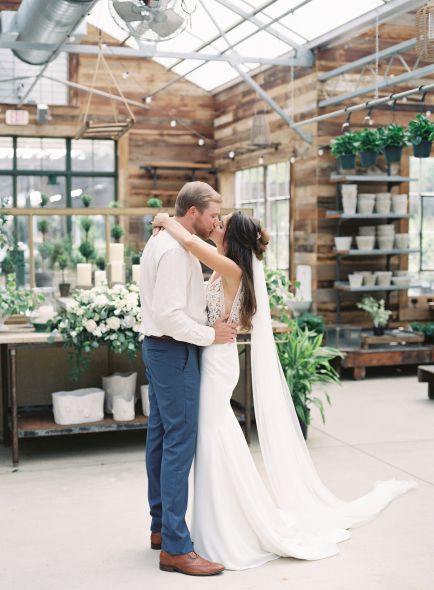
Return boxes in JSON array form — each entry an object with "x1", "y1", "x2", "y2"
[
  {"x1": 416, "y1": 2, "x2": 434, "y2": 62},
  {"x1": 250, "y1": 110, "x2": 271, "y2": 147}
]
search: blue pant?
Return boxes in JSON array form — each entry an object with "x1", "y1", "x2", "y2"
[{"x1": 142, "y1": 337, "x2": 201, "y2": 555}]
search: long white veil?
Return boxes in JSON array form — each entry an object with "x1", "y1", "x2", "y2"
[{"x1": 250, "y1": 254, "x2": 416, "y2": 531}]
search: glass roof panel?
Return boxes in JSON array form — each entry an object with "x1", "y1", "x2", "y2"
[{"x1": 87, "y1": 0, "x2": 396, "y2": 92}]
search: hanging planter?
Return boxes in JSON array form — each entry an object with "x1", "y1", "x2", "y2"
[
  {"x1": 354, "y1": 128, "x2": 382, "y2": 168},
  {"x1": 378, "y1": 124, "x2": 408, "y2": 164},
  {"x1": 330, "y1": 131, "x2": 358, "y2": 171},
  {"x1": 406, "y1": 114, "x2": 434, "y2": 158},
  {"x1": 251, "y1": 109, "x2": 271, "y2": 147}
]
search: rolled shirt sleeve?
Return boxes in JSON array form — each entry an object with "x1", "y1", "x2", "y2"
[{"x1": 151, "y1": 247, "x2": 215, "y2": 347}]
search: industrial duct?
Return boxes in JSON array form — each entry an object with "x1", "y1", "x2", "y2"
[{"x1": 12, "y1": 0, "x2": 96, "y2": 65}]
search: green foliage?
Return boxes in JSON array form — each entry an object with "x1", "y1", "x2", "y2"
[
  {"x1": 357, "y1": 296, "x2": 392, "y2": 327},
  {"x1": 37, "y1": 219, "x2": 49, "y2": 237},
  {"x1": 354, "y1": 128, "x2": 383, "y2": 154},
  {"x1": 131, "y1": 251, "x2": 141, "y2": 265},
  {"x1": 111, "y1": 224, "x2": 124, "y2": 242},
  {"x1": 330, "y1": 131, "x2": 359, "y2": 157},
  {"x1": 147, "y1": 197, "x2": 163, "y2": 208},
  {"x1": 39, "y1": 193, "x2": 49, "y2": 208},
  {"x1": 78, "y1": 241, "x2": 95, "y2": 263},
  {"x1": 296, "y1": 312, "x2": 325, "y2": 335},
  {"x1": 378, "y1": 124, "x2": 408, "y2": 148},
  {"x1": 81, "y1": 194, "x2": 93, "y2": 208},
  {"x1": 0, "y1": 274, "x2": 44, "y2": 317},
  {"x1": 275, "y1": 319, "x2": 343, "y2": 426},
  {"x1": 1, "y1": 254, "x2": 15, "y2": 274},
  {"x1": 406, "y1": 114, "x2": 434, "y2": 145},
  {"x1": 109, "y1": 200, "x2": 121, "y2": 208},
  {"x1": 411, "y1": 321, "x2": 434, "y2": 336},
  {"x1": 95, "y1": 256, "x2": 106, "y2": 271},
  {"x1": 264, "y1": 268, "x2": 300, "y2": 315},
  {"x1": 80, "y1": 216, "x2": 93, "y2": 238}
]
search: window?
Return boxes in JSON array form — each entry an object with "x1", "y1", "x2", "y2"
[
  {"x1": 0, "y1": 137, "x2": 117, "y2": 286},
  {"x1": 409, "y1": 158, "x2": 434, "y2": 276},
  {"x1": 235, "y1": 161, "x2": 290, "y2": 272}
]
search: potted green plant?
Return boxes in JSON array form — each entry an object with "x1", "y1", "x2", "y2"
[
  {"x1": 81, "y1": 194, "x2": 93, "y2": 208},
  {"x1": 111, "y1": 224, "x2": 124, "y2": 242},
  {"x1": 378, "y1": 124, "x2": 408, "y2": 164},
  {"x1": 57, "y1": 253, "x2": 70, "y2": 297},
  {"x1": 78, "y1": 240, "x2": 95, "y2": 263},
  {"x1": 147, "y1": 196, "x2": 163, "y2": 208},
  {"x1": 36, "y1": 219, "x2": 53, "y2": 287},
  {"x1": 330, "y1": 132, "x2": 359, "y2": 170},
  {"x1": 275, "y1": 320, "x2": 343, "y2": 439},
  {"x1": 296, "y1": 311, "x2": 325, "y2": 335},
  {"x1": 355, "y1": 128, "x2": 383, "y2": 167},
  {"x1": 0, "y1": 274, "x2": 44, "y2": 330},
  {"x1": 357, "y1": 296, "x2": 392, "y2": 336},
  {"x1": 410, "y1": 321, "x2": 434, "y2": 345},
  {"x1": 264, "y1": 268, "x2": 302, "y2": 319},
  {"x1": 406, "y1": 114, "x2": 434, "y2": 158}
]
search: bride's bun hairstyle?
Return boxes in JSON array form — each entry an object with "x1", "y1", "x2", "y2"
[{"x1": 224, "y1": 211, "x2": 270, "y2": 329}]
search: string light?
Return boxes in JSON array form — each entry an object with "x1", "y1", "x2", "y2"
[
  {"x1": 228, "y1": 150, "x2": 235, "y2": 160},
  {"x1": 290, "y1": 154, "x2": 296, "y2": 164},
  {"x1": 341, "y1": 110, "x2": 352, "y2": 131},
  {"x1": 364, "y1": 107, "x2": 374, "y2": 126},
  {"x1": 122, "y1": 71, "x2": 129, "y2": 79},
  {"x1": 145, "y1": 96, "x2": 152, "y2": 104},
  {"x1": 170, "y1": 119, "x2": 177, "y2": 128},
  {"x1": 198, "y1": 138, "x2": 205, "y2": 146},
  {"x1": 258, "y1": 156, "x2": 264, "y2": 165},
  {"x1": 318, "y1": 148, "x2": 324, "y2": 156}
]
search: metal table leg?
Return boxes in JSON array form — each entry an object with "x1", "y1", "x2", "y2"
[
  {"x1": 10, "y1": 347, "x2": 19, "y2": 466},
  {"x1": 1, "y1": 344, "x2": 11, "y2": 446}
]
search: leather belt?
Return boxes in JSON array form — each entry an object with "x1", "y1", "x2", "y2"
[{"x1": 148, "y1": 335, "x2": 175, "y2": 341}]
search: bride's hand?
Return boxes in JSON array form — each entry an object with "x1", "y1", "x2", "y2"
[{"x1": 153, "y1": 212, "x2": 171, "y2": 228}]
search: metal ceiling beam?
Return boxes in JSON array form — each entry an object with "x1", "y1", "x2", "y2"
[
  {"x1": 307, "y1": 0, "x2": 423, "y2": 50},
  {"x1": 213, "y1": 0, "x2": 305, "y2": 51},
  {"x1": 198, "y1": 0, "x2": 312, "y2": 144},
  {"x1": 318, "y1": 38, "x2": 416, "y2": 81},
  {"x1": 319, "y1": 62, "x2": 434, "y2": 108},
  {"x1": 0, "y1": 40, "x2": 313, "y2": 67}
]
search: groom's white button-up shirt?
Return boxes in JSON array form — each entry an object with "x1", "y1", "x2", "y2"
[{"x1": 139, "y1": 230, "x2": 215, "y2": 347}]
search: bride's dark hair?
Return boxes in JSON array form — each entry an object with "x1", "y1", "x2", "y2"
[{"x1": 224, "y1": 211, "x2": 270, "y2": 330}]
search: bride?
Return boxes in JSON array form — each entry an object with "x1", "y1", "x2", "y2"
[{"x1": 152, "y1": 210, "x2": 416, "y2": 571}]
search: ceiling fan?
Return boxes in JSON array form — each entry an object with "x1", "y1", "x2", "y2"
[{"x1": 109, "y1": 0, "x2": 193, "y2": 42}]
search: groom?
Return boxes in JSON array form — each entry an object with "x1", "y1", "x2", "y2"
[{"x1": 140, "y1": 181, "x2": 236, "y2": 576}]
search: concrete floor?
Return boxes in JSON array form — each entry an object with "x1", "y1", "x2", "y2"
[{"x1": 1, "y1": 370, "x2": 433, "y2": 590}]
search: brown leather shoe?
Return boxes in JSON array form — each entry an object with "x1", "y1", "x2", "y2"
[
  {"x1": 150, "y1": 532, "x2": 162, "y2": 550},
  {"x1": 159, "y1": 550, "x2": 224, "y2": 576}
]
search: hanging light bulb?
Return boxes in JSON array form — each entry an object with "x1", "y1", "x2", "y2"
[
  {"x1": 258, "y1": 156, "x2": 264, "y2": 165},
  {"x1": 145, "y1": 96, "x2": 153, "y2": 104},
  {"x1": 426, "y1": 109, "x2": 432, "y2": 117},
  {"x1": 170, "y1": 119, "x2": 177, "y2": 127},
  {"x1": 122, "y1": 71, "x2": 129, "y2": 79},
  {"x1": 228, "y1": 150, "x2": 235, "y2": 160},
  {"x1": 198, "y1": 138, "x2": 205, "y2": 146},
  {"x1": 290, "y1": 154, "x2": 296, "y2": 164},
  {"x1": 318, "y1": 148, "x2": 324, "y2": 156}
]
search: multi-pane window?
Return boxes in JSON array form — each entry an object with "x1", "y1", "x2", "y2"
[
  {"x1": 409, "y1": 158, "x2": 434, "y2": 274},
  {"x1": 235, "y1": 161, "x2": 290, "y2": 272},
  {"x1": 0, "y1": 137, "x2": 116, "y2": 286}
]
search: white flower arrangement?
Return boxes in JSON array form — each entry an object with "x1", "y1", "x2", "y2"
[{"x1": 49, "y1": 283, "x2": 143, "y2": 380}]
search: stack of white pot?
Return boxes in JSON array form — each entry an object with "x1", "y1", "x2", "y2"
[
  {"x1": 375, "y1": 192, "x2": 392, "y2": 214},
  {"x1": 341, "y1": 184, "x2": 358, "y2": 214},
  {"x1": 340, "y1": 186, "x2": 408, "y2": 216}
]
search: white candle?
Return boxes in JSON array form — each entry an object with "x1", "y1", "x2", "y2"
[
  {"x1": 94, "y1": 270, "x2": 107, "y2": 287},
  {"x1": 76, "y1": 263, "x2": 92, "y2": 287},
  {"x1": 109, "y1": 261, "x2": 125, "y2": 284},
  {"x1": 109, "y1": 243, "x2": 124, "y2": 263},
  {"x1": 296, "y1": 265, "x2": 312, "y2": 302},
  {"x1": 132, "y1": 264, "x2": 141, "y2": 284},
  {"x1": 34, "y1": 304, "x2": 55, "y2": 323}
]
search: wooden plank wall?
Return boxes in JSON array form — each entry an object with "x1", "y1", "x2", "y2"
[{"x1": 214, "y1": 12, "x2": 432, "y2": 325}]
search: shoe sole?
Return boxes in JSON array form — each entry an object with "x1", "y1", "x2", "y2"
[
  {"x1": 159, "y1": 564, "x2": 223, "y2": 576},
  {"x1": 151, "y1": 543, "x2": 162, "y2": 550}
]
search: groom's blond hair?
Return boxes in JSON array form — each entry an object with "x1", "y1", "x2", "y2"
[{"x1": 175, "y1": 181, "x2": 222, "y2": 216}]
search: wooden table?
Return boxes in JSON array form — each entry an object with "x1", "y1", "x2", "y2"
[
  {"x1": 1, "y1": 323, "x2": 290, "y2": 465},
  {"x1": 361, "y1": 330, "x2": 424, "y2": 349}
]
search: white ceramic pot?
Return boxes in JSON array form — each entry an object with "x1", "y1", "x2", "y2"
[
  {"x1": 394, "y1": 233, "x2": 409, "y2": 249},
  {"x1": 113, "y1": 396, "x2": 135, "y2": 421},
  {"x1": 342, "y1": 194, "x2": 357, "y2": 214},
  {"x1": 52, "y1": 388, "x2": 105, "y2": 425},
  {"x1": 392, "y1": 276, "x2": 411, "y2": 287},
  {"x1": 357, "y1": 199, "x2": 375, "y2": 214},
  {"x1": 341, "y1": 184, "x2": 358, "y2": 198},
  {"x1": 287, "y1": 300, "x2": 311, "y2": 316},
  {"x1": 356, "y1": 235, "x2": 375, "y2": 250},
  {"x1": 377, "y1": 236, "x2": 395, "y2": 250},
  {"x1": 348, "y1": 273, "x2": 363, "y2": 288},
  {"x1": 375, "y1": 271, "x2": 392, "y2": 287},
  {"x1": 375, "y1": 201, "x2": 391, "y2": 214},
  {"x1": 102, "y1": 371, "x2": 137, "y2": 414},
  {"x1": 362, "y1": 272, "x2": 376, "y2": 287},
  {"x1": 334, "y1": 236, "x2": 352, "y2": 251},
  {"x1": 141, "y1": 384, "x2": 150, "y2": 416}
]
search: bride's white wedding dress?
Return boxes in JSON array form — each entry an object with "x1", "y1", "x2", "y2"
[{"x1": 191, "y1": 255, "x2": 417, "y2": 571}]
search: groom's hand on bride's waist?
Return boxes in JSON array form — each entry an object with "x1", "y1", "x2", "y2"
[{"x1": 213, "y1": 314, "x2": 237, "y2": 344}]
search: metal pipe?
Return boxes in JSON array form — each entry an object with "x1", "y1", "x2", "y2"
[
  {"x1": 12, "y1": 0, "x2": 97, "y2": 65},
  {"x1": 292, "y1": 80, "x2": 434, "y2": 128}
]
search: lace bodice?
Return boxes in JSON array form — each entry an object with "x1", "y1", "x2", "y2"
[{"x1": 206, "y1": 276, "x2": 243, "y2": 327}]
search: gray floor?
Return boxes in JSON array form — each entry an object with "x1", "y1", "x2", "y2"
[{"x1": 1, "y1": 371, "x2": 433, "y2": 590}]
